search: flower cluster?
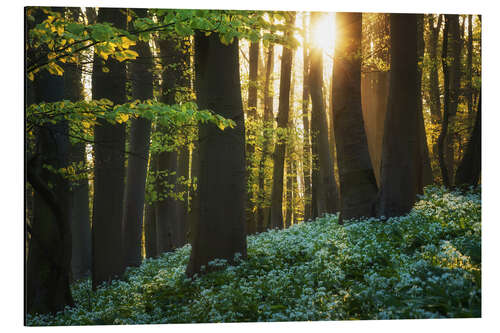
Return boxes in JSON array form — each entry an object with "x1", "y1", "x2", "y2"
[{"x1": 26, "y1": 186, "x2": 481, "y2": 325}]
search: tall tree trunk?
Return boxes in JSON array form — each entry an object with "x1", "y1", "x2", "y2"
[
  {"x1": 177, "y1": 145, "x2": 190, "y2": 246},
  {"x1": 466, "y1": 15, "x2": 474, "y2": 118},
  {"x1": 256, "y1": 42, "x2": 275, "y2": 232},
  {"x1": 416, "y1": 14, "x2": 434, "y2": 190},
  {"x1": 26, "y1": 7, "x2": 73, "y2": 312},
  {"x1": 245, "y1": 40, "x2": 259, "y2": 235},
  {"x1": 144, "y1": 152, "x2": 158, "y2": 258},
  {"x1": 269, "y1": 13, "x2": 296, "y2": 229},
  {"x1": 428, "y1": 14, "x2": 443, "y2": 124},
  {"x1": 445, "y1": 14, "x2": 462, "y2": 185},
  {"x1": 27, "y1": 73, "x2": 74, "y2": 316},
  {"x1": 187, "y1": 141, "x2": 200, "y2": 244},
  {"x1": 309, "y1": 12, "x2": 338, "y2": 216},
  {"x1": 301, "y1": 13, "x2": 312, "y2": 221},
  {"x1": 378, "y1": 14, "x2": 420, "y2": 218},
  {"x1": 332, "y1": 12, "x2": 378, "y2": 223},
  {"x1": 60, "y1": 7, "x2": 91, "y2": 282},
  {"x1": 155, "y1": 34, "x2": 190, "y2": 252},
  {"x1": 438, "y1": 16, "x2": 451, "y2": 187},
  {"x1": 186, "y1": 31, "x2": 247, "y2": 276},
  {"x1": 455, "y1": 92, "x2": 481, "y2": 187},
  {"x1": 91, "y1": 7, "x2": 127, "y2": 289},
  {"x1": 122, "y1": 8, "x2": 153, "y2": 268}
]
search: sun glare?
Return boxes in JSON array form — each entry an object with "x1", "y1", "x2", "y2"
[{"x1": 311, "y1": 13, "x2": 336, "y2": 51}]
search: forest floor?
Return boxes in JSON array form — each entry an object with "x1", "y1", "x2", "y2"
[{"x1": 26, "y1": 186, "x2": 481, "y2": 325}]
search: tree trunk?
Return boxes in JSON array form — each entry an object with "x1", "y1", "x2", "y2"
[
  {"x1": 269, "y1": 13, "x2": 296, "y2": 229},
  {"x1": 455, "y1": 92, "x2": 481, "y2": 187},
  {"x1": 245, "y1": 40, "x2": 259, "y2": 235},
  {"x1": 378, "y1": 14, "x2": 420, "y2": 218},
  {"x1": 62, "y1": 7, "x2": 91, "y2": 281},
  {"x1": 122, "y1": 7, "x2": 153, "y2": 268},
  {"x1": 438, "y1": 16, "x2": 451, "y2": 187},
  {"x1": 446, "y1": 14, "x2": 462, "y2": 185},
  {"x1": 177, "y1": 145, "x2": 190, "y2": 246},
  {"x1": 155, "y1": 34, "x2": 190, "y2": 252},
  {"x1": 416, "y1": 14, "x2": 434, "y2": 190},
  {"x1": 91, "y1": 7, "x2": 127, "y2": 289},
  {"x1": 309, "y1": 12, "x2": 338, "y2": 216},
  {"x1": 255, "y1": 42, "x2": 275, "y2": 232},
  {"x1": 428, "y1": 14, "x2": 443, "y2": 124},
  {"x1": 27, "y1": 6, "x2": 73, "y2": 313},
  {"x1": 332, "y1": 12, "x2": 378, "y2": 223},
  {"x1": 27, "y1": 72, "x2": 74, "y2": 316},
  {"x1": 144, "y1": 152, "x2": 158, "y2": 258},
  {"x1": 301, "y1": 13, "x2": 312, "y2": 221},
  {"x1": 186, "y1": 32, "x2": 247, "y2": 276}
]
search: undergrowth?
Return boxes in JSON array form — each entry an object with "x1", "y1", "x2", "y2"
[{"x1": 26, "y1": 186, "x2": 481, "y2": 325}]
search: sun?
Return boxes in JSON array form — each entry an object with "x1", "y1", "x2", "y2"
[{"x1": 311, "y1": 13, "x2": 336, "y2": 52}]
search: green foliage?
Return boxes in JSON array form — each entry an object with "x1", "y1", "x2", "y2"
[{"x1": 26, "y1": 186, "x2": 480, "y2": 325}]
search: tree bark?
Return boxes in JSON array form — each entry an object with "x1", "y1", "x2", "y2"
[
  {"x1": 245, "y1": 40, "x2": 259, "y2": 235},
  {"x1": 332, "y1": 12, "x2": 378, "y2": 223},
  {"x1": 455, "y1": 92, "x2": 481, "y2": 187},
  {"x1": 269, "y1": 13, "x2": 296, "y2": 229},
  {"x1": 438, "y1": 16, "x2": 451, "y2": 187},
  {"x1": 61, "y1": 7, "x2": 91, "y2": 282},
  {"x1": 301, "y1": 13, "x2": 312, "y2": 221},
  {"x1": 155, "y1": 34, "x2": 190, "y2": 252},
  {"x1": 309, "y1": 12, "x2": 338, "y2": 216},
  {"x1": 27, "y1": 7, "x2": 73, "y2": 311},
  {"x1": 427, "y1": 14, "x2": 443, "y2": 124},
  {"x1": 446, "y1": 14, "x2": 462, "y2": 185},
  {"x1": 144, "y1": 152, "x2": 158, "y2": 258},
  {"x1": 416, "y1": 14, "x2": 434, "y2": 190},
  {"x1": 27, "y1": 72, "x2": 74, "y2": 315},
  {"x1": 186, "y1": 31, "x2": 247, "y2": 276},
  {"x1": 91, "y1": 7, "x2": 127, "y2": 289},
  {"x1": 378, "y1": 14, "x2": 420, "y2": 218},
  {"x1": 255, "y1": 41, "x2": 275, "y2": 232},
  {"x1": 122, "y1": 8, "x2": 153, "y2": 268}
]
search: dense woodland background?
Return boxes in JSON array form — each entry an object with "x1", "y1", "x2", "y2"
[{"x1": 24, "y1": 6, "x2": 481, "y2": 324}]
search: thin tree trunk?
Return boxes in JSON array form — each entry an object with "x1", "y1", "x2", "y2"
[
  {"x1": 416, "y1": 14, "x2": 434, "y2": 190},
  {"x1": 91, "y1": 7, "x2": 127, "y2": 289},
  {"x1": 155, "y1": 34, "x2": 190, "y2": 252},
  {"x1": 301, "y1": 13, "x2": 312, "y2": 221},
  {"x1": 438, "y1": 16, "x2": 451, "y2": 187},
  {"x1": 144, "y1": 152, "x2": 158, "y2": 258},
  {"x1": 186, "y1": 31, "x2": 247, "y2": 276},
  {"x1": 122, "y1": 7, "x2": 153, "y2": 267},
  {"x1": 332, "y1": 12, "x2": 378, "y2": 223},
  {"x1": 269, "y1": 13, "x2": 296, "y2": 229},
  {"x1": 177, "y1": 145, "x2": 189, "y2": 246},
  {"x1": 309, "y1": 12, "x2": 338, "y2": 216},
  {"x1": 62, "y1": 7, "x2": 91, "y2": 282},
  {"x1": 256, "y1": 42, "x2": 274, "y2": 232},
  {"x1": 428, "y1": 14, "x2": 443, "y2": 124},
  {"x1": 245, "y1": 40, "x2": 259, "y2": 235},
  {"x1": 446, "y1": 14, "x2": 462, "y2": 185},
  {"x1": 378, "y1": 14, "x2": 420, "y2": 218}
]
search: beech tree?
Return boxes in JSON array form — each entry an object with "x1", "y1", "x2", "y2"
[
  {"x1": 378, "y1": 13, "x2": 420, "y2": 217},
  {"x1": 26, "y1": 8, "x2": 73, "y2": 314},
  {"x1": 122, "y1": 8, "x2": 153, "y2": 268},
  {"x1": 332, "y1": 12, "x2": 378, "y2": 223},
  {"x1": 269, "y1": 12, "x2": 296, "y2": 229},
  {"x1": 186, "y1": 31, "x2": 247, "y2": 275},
  {"x1": 91, "y1": 7, "x2": 127, "y2": 289},
  {"x1": 309, "y1": 12, "x2": 338, "y2": 216}
]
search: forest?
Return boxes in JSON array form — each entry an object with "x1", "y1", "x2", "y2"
[{"x1": 24, "y1": 6, "x2": 481, "y2": 325}]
